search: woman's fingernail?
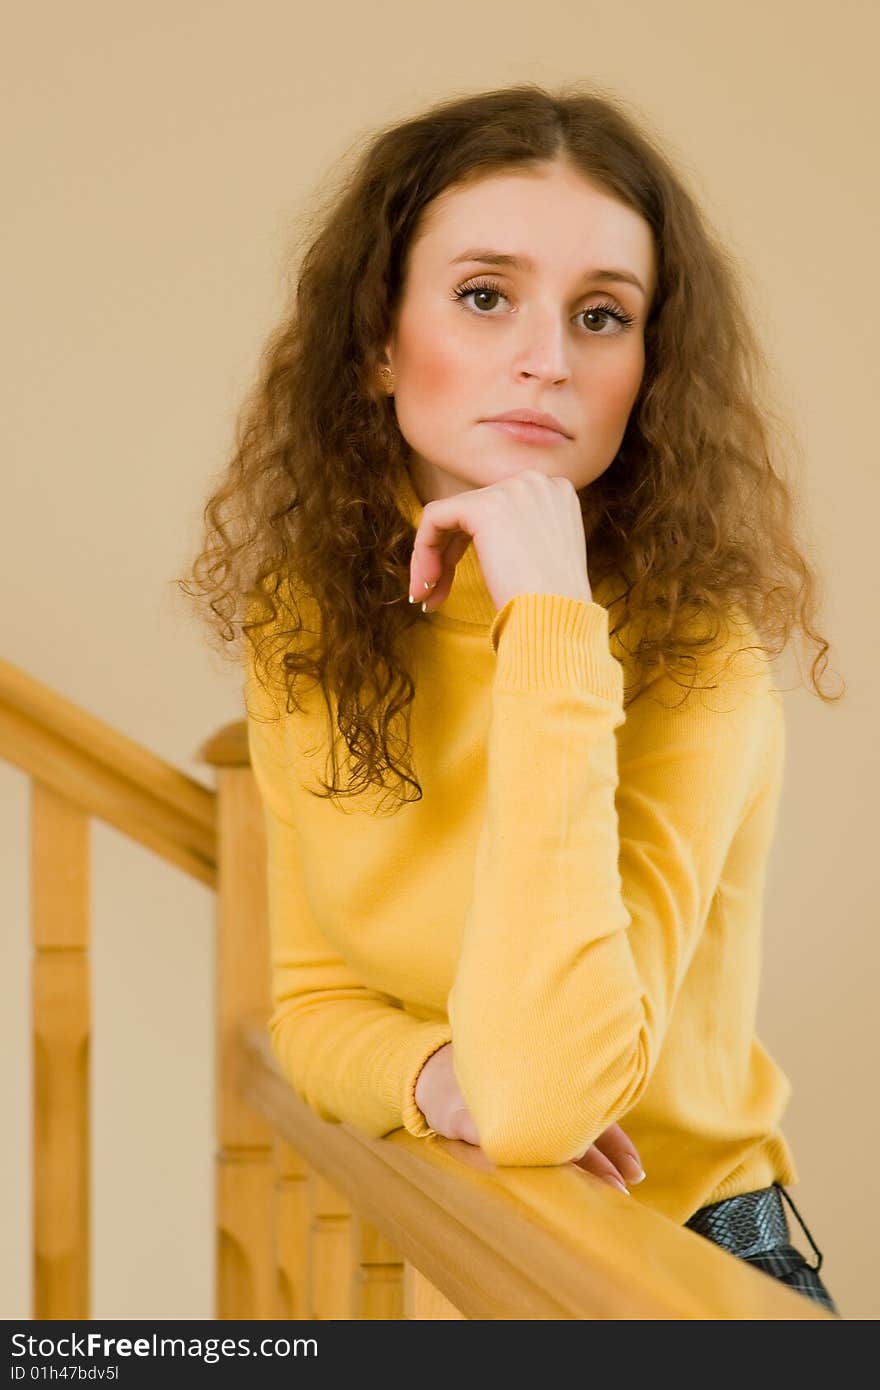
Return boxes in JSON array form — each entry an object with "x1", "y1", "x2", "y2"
[
  {"x1": 618, "y1": 1154, "x2": 646, "y2": 1183},
  {"x1": 408, "y1": 593, "x2": 415, "y2": 603},
  {"x1": 424, "y1": 580, "x2": 431, "y2": 591},
  {"x1": 604, "y1": 1175, "x2": 630, "y2": 1195},
  {"x1": 421, "y1": 601, "x2": 428, "y2": 613}
]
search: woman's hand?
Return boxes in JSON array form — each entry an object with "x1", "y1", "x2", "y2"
[
  {"x1": 408, "y1": 469, "x2": 593, "y2": 614},
  {"x1": 414, "y1": 1043, "x2": 645, "y2": 1193},
  {"x1": 414, "y1": 1042, "x2": 482, "y2": 1144}
]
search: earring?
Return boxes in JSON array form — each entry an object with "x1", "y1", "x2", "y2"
[{"x1": 379, "y1": 365, "x2": 395, "y2": 395}]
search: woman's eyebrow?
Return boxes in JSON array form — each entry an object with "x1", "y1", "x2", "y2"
[{"x1": 449, "y1": 248, "x2": 646, "y2": 298}]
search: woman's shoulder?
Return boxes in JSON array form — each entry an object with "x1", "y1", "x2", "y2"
[{"x1": 596, "y1": 581, "x2": 779, "y2": 715}]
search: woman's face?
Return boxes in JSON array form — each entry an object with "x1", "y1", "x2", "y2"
[{"x1": 382, "y1": 158, "x2": 656, "y2": 506}]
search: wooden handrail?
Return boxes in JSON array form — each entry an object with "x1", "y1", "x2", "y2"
[
  {"x1": 2, "y1": 657, "x2": 837, "y2": 1319},
  {"x1": 0, "y1": 657, "x2": 215, "y2": 886},
  {"x1": 236, "y1": 1021, "x2": 832, "y2": 1320}
]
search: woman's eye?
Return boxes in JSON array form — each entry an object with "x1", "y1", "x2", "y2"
[
  {"x1": 451, "y1": 281, "x2": 509, "y2": 314},
  {"x1": 578, "y1": 305, "x2": 635, "y2": 334},
  {"x1": 451, "y1": 281, "x2": 635, "y2": 334},
  {"x1": 464, "y1": 286, "x2": 504, "y2": 312}
]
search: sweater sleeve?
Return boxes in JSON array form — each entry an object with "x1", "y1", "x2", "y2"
[
  {"x1": 446, "y1": 590, "x2": 783, "y2": 1167},
  {"x1": 245, "y1": 665, "x2": 453, "y2": 1142}
]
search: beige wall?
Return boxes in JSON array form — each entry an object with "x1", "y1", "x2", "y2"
[{"x1": 2, "y1": 0, "x2": 877, "y2": 1320}]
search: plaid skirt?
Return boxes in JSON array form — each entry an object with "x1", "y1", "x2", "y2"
[{"x1": 684, "y1": 1181, "x2": 841, "y2": 1316}]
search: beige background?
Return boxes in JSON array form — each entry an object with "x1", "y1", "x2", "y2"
[{"x1": 2, "y1": 0, "x2": 877, "y2": 1320}]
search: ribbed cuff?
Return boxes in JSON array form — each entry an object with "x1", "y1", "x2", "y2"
[
  {"x1": 488, "y1": 592, "x2": 624, "y2": 702},
  {"x1": 395, "y1": 1023, "x2": 455, "y2": 1139}
]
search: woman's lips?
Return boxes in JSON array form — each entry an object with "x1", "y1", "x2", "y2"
[{"x1": 482, "y1": 420, "x2": 569, "y2": 444}]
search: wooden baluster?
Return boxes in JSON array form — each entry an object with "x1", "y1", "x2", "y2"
[
  {"x1": 351, "y1": 1216, "x2": 404, "y2": 1319},
  {"x1": 31, "y1": 783, "x2": 90, "y2": 1319},
  {"x1": 200, "y1": 731, "x2": 276, "y2": 1320},
  {"x1": 403, "y1": 1263, "x2": 466, "y2": 1320},
  {"x1": 272, "y1": 1136, "x2": 310, "y2": 1318},
  {"x1": 307, "y1": 1171, "x2": 354, "y2": 1319},
  {"x1": 215, "y1": 1145, "x2": 275, "y2": 1320}
]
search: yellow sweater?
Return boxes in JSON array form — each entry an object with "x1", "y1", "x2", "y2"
[{"x1": 245, "y1": 469, "x2": 799, "y2": 1225}]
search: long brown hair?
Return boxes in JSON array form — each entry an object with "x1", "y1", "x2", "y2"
[{"x1": 177, "y1": 81, "x2": 843, "y2": 813}]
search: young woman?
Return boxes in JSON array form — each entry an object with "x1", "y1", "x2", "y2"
[{"x1": 181, "y1": 83, "x2": 843, "y2": 1316}]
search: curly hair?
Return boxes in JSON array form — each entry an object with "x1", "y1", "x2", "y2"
[{"x1": 177, "y1": 80, "x2": 843, "y2": 814}]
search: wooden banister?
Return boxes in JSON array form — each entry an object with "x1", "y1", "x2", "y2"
[
  {"x1": 0, "y1": 658, "x2": 215, "y2": 886},
  {"x1": 1, "y1": 659, "x2": 838, "y2": 1319},
  {"x1": 0, "y1": 658, "x2": 220, "y2": 1319},
  {"x1": 234, "y1": 1022, "x2": 830, "y2": 1320}
]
